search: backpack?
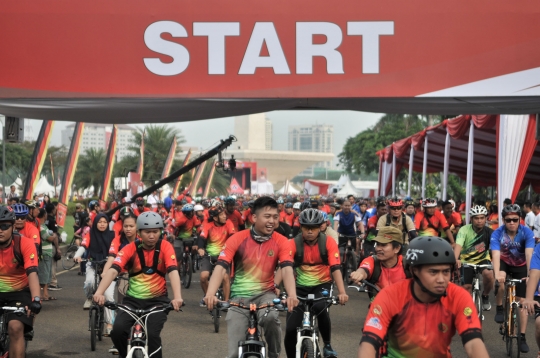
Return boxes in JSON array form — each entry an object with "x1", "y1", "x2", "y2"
[
  {"x1": 293, "y1": 233, "x2": 328, "y2": 267},
  {"x1": 12, "y1": 233, "x2": 24, "y2": 268},
  {"x1": 129, "y1": 238, "x2": 165, "y2": 277},
  {"x1": 368, "y1": 255, "x2": 411, "y2": 286},
  {"x1": 385, "y1": 213, "x2": 408, "y2": 234}
]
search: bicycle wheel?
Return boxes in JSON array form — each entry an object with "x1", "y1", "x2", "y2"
[
  {"x1": 90, "y1": 309, "x2": 97, "y2": 351},
  {"x1": 97, "y1": 308, "x2": 103, "y2": 342},
  {"x1": 182, "y1": 254, "x2": 192, "y2": 289},
  {"x1": 473, "y1": 290, "x2": 482, "y2": 321},
  {"x1": 192, "y1": 254, "x2": 197, "y2": 273},
  {"x1": 213, "y1": 307, "x2": 220, "y2": 333},
  {"x1": 345, "y1": 253, "x2": 357, "y2": 284},
  {"x1": 512, "y1": 303, "x2": 521, "y2": 358},
  {"x1": 133, "y1": 349, "x2": 145, "y2": 358},
  {"x1": 300, "y1": 339, "x2": 315, "y2": 358},
  {"x1": 62, "y1": 245, "x2": 78, "y2": 270}
]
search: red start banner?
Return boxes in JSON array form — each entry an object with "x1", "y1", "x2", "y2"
[{"x1": 1, "y1": 1, "x2": 540, "y2": 98}]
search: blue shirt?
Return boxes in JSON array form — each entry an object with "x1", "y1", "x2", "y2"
[
  {"x1": 490, "y1": 224, "x2": 535, "y2": 267},
  {"x1": 530, "y1": 243, "x2": 540, "y2": 296},
  {"x1": 352, "y1": 203, "x2": 360, "y2": 213},
  {"x1": 164, "y1": 196, "x2": 173, "y2": 211}
]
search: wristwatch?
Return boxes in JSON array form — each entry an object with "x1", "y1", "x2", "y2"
[{"x1": 33, "y1": 296, "x2": 41, "y2": 303}]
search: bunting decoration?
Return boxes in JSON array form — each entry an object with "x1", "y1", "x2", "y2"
[
  {"x1": 173, "y1": 149, "x2": 191, "y2": 195},
  {"x1": 22, "y1": 120, "x2": 55, "y2": 201},
  {"x1": 188, "y1": 161, "x2": 206, "y2": 197},
  {"x1": 202, "y1": 161, "x2": 217, "y2": 198},
  {"x1": 136, "y1": 129, "x2": 145, "y2": 180},
  {"x1": 161, "y1": 137, "x2": 177, "y2": 178},
  {"x1": 99, "y1": 125, "x2": 117, "y2": 202},
  {"x1": 58, "y1": 122, "x2": 85, "y2": 204},
  {"x1": 49, "y1": 153, "x2": 56, "y2": 197}
]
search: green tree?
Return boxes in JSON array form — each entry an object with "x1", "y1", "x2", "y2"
[
  {"x1": 73, "y1": 148, "x2": 107, "y2": 193},
  {"x1": 0, "y1": 141, "x2": 33, "y2": 188},
  {"x1": 338, "y1": 114, "x2": 427, "y2": 176},
  {"x1": 41, "y1": 145, "x2": 68, "y2": 185}
]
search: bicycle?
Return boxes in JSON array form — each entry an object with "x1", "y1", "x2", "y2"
[
  {"x1": 348, "y1": 280, "x2": 380, "y2": 300},
  {"x1": 104, "y1": 301, "x2": 178, "y2": 358},
  {"x1": 180, "y1": 238, "x2": 194, "y2": 289},
  {"x1": 207, "y1": 255, "x2": 224, "y2": 333},
  {"x1": 89, "y1": 260, "x2": 108, "y2": 351},
  {"x1": 460, "y1": 263, "x2": 492, "y2": 321},
  {"x1": 496, "y1": 277, "x2": 524, "y2": 358},
  {"x1": 293, "y1": 290, "x2": 338, "y2": 358},
  {"x1": 61, "y1": 235, "x2": 80, "y2": 270},
  {"x1": 338, "y1": 235, "x2": 357, "y2": 285},
  {"x1": 217, "y1": 299, "x2": 285, "y2": 358},
  {"x1": 0, "y1": 306, "x2": 31, "y2": 357}
]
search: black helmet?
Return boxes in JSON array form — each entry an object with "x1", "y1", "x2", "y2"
[
  {"x1": 502, "y1": 204, "x2": 521, "y2": 218},
  {"x1": 135, "y1": 197, "x2": 145, "y2": 206},
  {"x1": 224, "y1": 196, "x2": 236, "y2": 206},
  {"x1": 208, "y1": 206, "x2": 224, "y2": 218},
  {"x1": 309, "y1": 199, "x2": 319, "y2": 209},
  {"x1": 405, "y1": 236, "x2": 455, "y2": 269},
  {"x1": 300, "y1": 201, "x2": 311, "y2": 211},
  {"x1": 298, "y1": 208, "x2": 325, "y2": 226},
  {"x1": 285, "y1": 202, "x2": 293, "y2": 209},
  {"x1": 0, "y1": 206, "x2": 16, "y2": 222}
]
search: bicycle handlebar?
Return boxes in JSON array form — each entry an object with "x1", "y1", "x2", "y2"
[
  {"x1": 216, "y1": 301, "x2": 285, "y2": 312},
  {"x1": 461, "y1": 263, "x2": 493, "y2": 270},
  {"x1": 104, "y1": 301, "x2": 179, "y2": 315},
  {"x1": 297, "y1": 295, "x2": 339, "y2": 305},
  {"x1": 348, "y1": 280, "x2": 381, "y2": 294}
]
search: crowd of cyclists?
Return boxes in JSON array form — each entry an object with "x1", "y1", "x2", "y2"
[{"x1": 3, "y1": 188, "x2": 540, "y2": 357}]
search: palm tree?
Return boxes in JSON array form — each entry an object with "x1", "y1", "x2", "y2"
[{"x1": 74, "y1": 148, "x2": 107, "y2": 193}]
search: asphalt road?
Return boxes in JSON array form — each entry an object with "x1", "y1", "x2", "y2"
[{"x1": 26, "y1": 262, "x2": 537, "y2": 358}]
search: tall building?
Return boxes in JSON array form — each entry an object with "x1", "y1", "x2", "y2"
[
  {"x1": 288, "y1": 124, "x2": 334, "y2": 170},
  {"x1": 61, "y1": 123, "x2": 136, "y2": 160},
  {"x1": 265, "y1": 118, "x2": 273, "y2": 150},
  {"x1": 234, "y1": 113, "x2": 267, "y2": 150}
]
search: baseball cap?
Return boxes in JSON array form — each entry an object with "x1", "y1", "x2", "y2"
[{"x1": 373, "y1": 226, "x2": 403, "y2": 244}]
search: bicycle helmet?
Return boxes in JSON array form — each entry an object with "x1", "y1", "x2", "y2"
[
  {"x1": 224, "y1": 196, "x2": 236, "y2": 206},
  {"x1": 300, "y1": 201, "x2": 312, "y2": 211},
  {"x1": 0, "y1": 206, "x2": 16, "y2": 222},
  {"x1": 208, "y1": 206, "x2": 224, "y2": 217},
  {"x1": 276, "y1": 199, "x2": 284, "y2": 204},
  {"x1": 469, "y1": 205, "x2": 488, "y2": 217},
  {"x1": 387, "y1": 197, "x2": 403, "y2": 207},
  {"x1": 25, "y1": 200, "x2": 38, "y2": 208},
  {"x1": 502, "y1": 204, "x2": 521, "y2": 218},
  {"x1": 448, "y1": 199, "x2": 456, "y2": 211},
  {"x1": 201, "y1": 199, "x2": 210, "y2": 207},
  {"x1": 11, "y1": 203, "x2": 28, "y2": 216},
  {"x1": 119, "y1": 206, "x2": 134, "y2": 218},
  {"x1": 285, "y1": 202, "x2": 293, "y2": 209},
  {"x1": 247, "y1": 200, "x2": 255, "y2": 209},
  {"x1": 136, "y1": 211, "x2": 164, "y2": 230},
  {"x1": 298, "y1": 208, "x2": 325, "y2": 226},
  {"x1": 210, "y1": 199, "x2": 222, "y2": 208},
  {"x1": 421, "y1": 198, "x2": 438, "y2": 208},
  {"x1": 293, "y1": 202, "x2": 302, "y2": 210},
  {"x1": 181, "y1": 204, "x2": 194, "y2": 212},
  {"x1": 320, "y1": 210, "x2": 328, "y2": 222},
  {"x1": 194, "y1": 204, "x2": 204, "y2": 212},
  {"x1": 88, "y1": 200, "x2": 98, "y2": 210},
  {"x1": 242, "y1": 201, "x2": 250, "y2": 208}
]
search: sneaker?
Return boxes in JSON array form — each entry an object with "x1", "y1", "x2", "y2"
[
  {"x1": 521, "y1": 335, "x2": 529, "y2": 353},
  {"x1": 83, "y1": 298, "x2": 92, "y2": 310},
  {"x1": 48, "y1": 285, "x2": 62, "y2": 291},
  {"x1": 482, "y1": 295, "x2": 491, "y2": 311},
  {"x1": 200, "y1": 298, "x2": 206, "y2": 307},
  {"x1": 109, "y1": 345, "x2": 119, "y2": 355},
  {"x1": 494, "y1": 305, "x2": 504, "y2": 323},
  {"x1": 323, "y1": 343, "x2": 337, "y2": 358}
]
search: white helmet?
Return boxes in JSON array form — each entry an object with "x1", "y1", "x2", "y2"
[
  {"x1": 469, "y1": 205, "x2": 488, "y2": 217},
  {"x1": 194, "y1": 204, "x2": 204, "y2": 212},
  {"x1": 448, "y1": 199, "x2": 456, "y2": 211},
  {"x1": 293, "y1": 202, "x2": 302, "y2": 210}
]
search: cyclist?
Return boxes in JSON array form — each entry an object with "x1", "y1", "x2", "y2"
[
  {"x1": 224, "y1": 196, "x2": 245, "y2": 232},
  {"x1": 194, "y1": 204, "x2": 205, "y2": 222},
  {"x1": 204, "y1": 197, "x2": 299, "y2": 358},
  {"x1": 414, "y1": 198, "x2": 455, "y2": 246},
  {"x1": 88, "y1": 200, "x2": 99, "y2": 223},
  {"x1": 277, "y1": 198, "x2": 285, "y2": 214},
  {"x1": 133, "y1": 197, "x2": 148, "y2": 216},
  {"x1": 491, "y1": 203, "x2": 534, "y2": 353},
  {"x1": 441, "y1": 200, "x2": 463, "y2": 241},
  {"x1": 404, "y1": 199, "x2": 415, "y2": 222},
  {"x1": 454, "y1": 205, "x2": 494, "y2": 309},
  {"x1": 111, "y1": 206, "x2": 135, "y2": 236},
  {"x1": 320, "y1": 211, "x2": 339, "y2": 244},
  {"x1": 358, "y1": 237, "x2": 488, "y2": 358},
  {"x1": 280, "y1": 202, "x2": 295, "y2": 226},
  {"x1": 172, "y1": 204, "x2": 201, "y2": 263},
  {"x1": 284, "y1": 208, "x2": 347, "y2": 358},
  {"x1": 93, "y1": 212, "x2": 183, "y2": 358},
  {"x1": 197, "y1": 206, "x2": 235, "y2": 306},
  {"x1": 242, "y1": 200, "x2": 255, "y2": 229},
  {"x1": 522, "y1": 235, "x2": 540, "y2": 358},
  {"x1": 12, "y1": 203, "x2": 41, "y2": 259},
  {"x1": 376, "y1": 197, "x2": 417, "y2": 253},
  {"x1": 291, "y1": 202, "x2": 302, "y2": 236},
  {"x1": 351, "y1": 226, "x2": 408, "y2": 290},
  {"x1": 0, "y1": 206, "x2": 42, "y2": 358},
  {"x1": 156, "y1": 201, "x2": 168, "y2": 219},
  {"x1": 334, "y1": 200, "x2": 364, "y2": 258},
  {"x1": 363, "y1": 201, "x2": 386, "y2": 258}
]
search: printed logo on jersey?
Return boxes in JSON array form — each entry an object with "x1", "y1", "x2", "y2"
[
  {"x1": 463, "y1": 307, "x2": 472, "y2": 316},
  {"x1": 366, "y1": 317, "x2": 382, "y2": 330},
  {"x1": 171, "y1": 255, "x2": 175, "y2": 260},
  {"x1": 114, "y1": 257, "x2": 122, "y2": 263},
  {"x1": 30, "y1": 253, "x2": 35, "y2": 260},
  {"x1": 373, "y1": 305, "x2": 382, "y2": 315},
  {"x1": 12, "y1": 258, "x2": 17, "y2": 264},
  {"x1": 334, "y1": 253, "x2": 339, "y2": 258},
  {"x1": 118, "y1": 251, "x2": 124, "y2": 256},
  {"x1": 438, "y1": 323, "x2": 448, "y2": 333},
  {"x1": 268, "y1": 250, "x2": 274, "y2": 257}
]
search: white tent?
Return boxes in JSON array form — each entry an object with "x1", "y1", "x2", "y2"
[
  {"x1": 276, "y1": 180, "x2": 301, "y2": 195},
  {"x1": 336, "y1": 179, "x2": 360, "y2": 197},
  {"x1": 34, "y1": 176, "x2": 56, "y2": 196}
]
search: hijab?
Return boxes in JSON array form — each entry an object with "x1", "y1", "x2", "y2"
[{"x1": 88, "y1": 213, "x2": 114, "y2": 261}]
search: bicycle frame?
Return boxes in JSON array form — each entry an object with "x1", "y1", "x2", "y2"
[
  {"x1": 295, "y1": 293, "x2": 337, "y2": 358},
  {"x1": 461, "y1": 263, "x2": 492, "y2": 320},
  {"x1": 504, "y1": 279, "x2": 522, "y2": 338},
  {"x1": 0, "y1": 306, "x2": 28, "y2": 357}
]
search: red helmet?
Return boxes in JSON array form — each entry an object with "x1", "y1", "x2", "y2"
[{"x1": 387, "y1": 197, "x2": 403, "y2": 207}]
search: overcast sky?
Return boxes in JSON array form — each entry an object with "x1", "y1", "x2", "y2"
[{"x1": 25, "y1": 110, "x2": 383, "y2": 167}]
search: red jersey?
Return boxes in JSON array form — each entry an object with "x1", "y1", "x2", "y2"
[
  {"x1": 89, "y1": 211, "x2": 97, "y2": 224},
  {"x1": 321, "y1": 205, "x2": 331, "y2": 214},
  {"x1": 226, "y1": 210, "x2": 245, "y2": 232},
  {"x1": 290, "y1": 237, "x2": 340, "y2": 287},
  {"x1": 112, "y1": 220, "x2": 123, "y2": 236},
  {"x1": 108, "y1": 232, "x2": 137, "y2": 258},
  {"x1": 242, "y1": 208, "x2": 254, "y2": 225},
  {"x1": 362, "y1": 279, "x2": 482, "y2": 357},
  {"x1": 18, "y1": 221, "x2": 41, "y2": 249},
  {"x1": 414, "y1": 210, "x2": 450, "y2": 237},
  {"x1": 217, "y1": 230, "x2": 292, "y2": 298},
  {"x1": 358, "y1": 255, "x2": 407, "y2": 290},
  {"x1": 199, "y1": 220, "x2": 235, "y2": 256},
  {"x1": 0, "y1": 235, "x2": 38, "y2": 292},
  {"x1": 112, "y1": 239, "x2": 177, "y2": 299},
  {"x1": 293, "y1": 216, "x2": 300, "y2": 228},
  {"x1": 174, "y1": 212, "x2": 201, "y2": 239},
  {"x1": 280, "y1": 211, "x2": 294, "y2": 226}
]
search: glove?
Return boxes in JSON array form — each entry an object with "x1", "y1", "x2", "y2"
[{"x1": 29, "y1": 299, "x2": 42, "y2": 314}]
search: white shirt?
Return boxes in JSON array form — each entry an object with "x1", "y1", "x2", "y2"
[
  {"x1": 533, "y1": 213, "x2": 540, "y2": 239},
  {"x1": 525, "y1": 211, "x2": 536, "y2": 229},
  {"x1": 146, "y1": 194, "x2": 159, "y2": 208}
]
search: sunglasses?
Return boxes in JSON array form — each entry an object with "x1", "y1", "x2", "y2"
[
  {"x1": 301, "y1": 225, "x2": 320, "y2": 231},
  {"x1": 15, "y1": 216, "x2": 26, "y2": 221},
  {"x1": 505, "y1": 218, "x2": 519, "y2": 223},
  {"x1": 0, "y1": 223, "x2": 12, "y2": 231},
  {"x1": 389, "y1": 207, "x2": 402, "y2": 210}
]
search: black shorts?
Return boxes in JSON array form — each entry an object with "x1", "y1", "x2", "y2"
[
  {"x1": 200, "y1": 255, "x2": 229, "y2": 274},
  {"x1": 338, "y1": 235, "x2": 357, "y2": 252},
  {"x1": 534, "y1": 297, "x2": 540, "y2": 319},
  {"x1": 0, "y1": 289, "x2": 33, "y2": 333},
  {"x1": 461, "y1": 260, "x2": 492, "y2": 285},
  {"x1": 500, "y1": 261, "x2": 528, "y2": 298}
]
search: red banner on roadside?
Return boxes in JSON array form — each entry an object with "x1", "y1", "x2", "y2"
[{"x1": 56, "y1": 202, "x2": 67, "y2": 228}]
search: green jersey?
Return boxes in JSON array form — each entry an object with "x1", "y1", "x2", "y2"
[{"x1": 455, "y1": 224, "x2": 493, "y2": 264}]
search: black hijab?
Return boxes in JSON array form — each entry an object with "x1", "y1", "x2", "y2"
[{"x1": 87, "y1": 213, "x2": 114, "y2": 261}]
